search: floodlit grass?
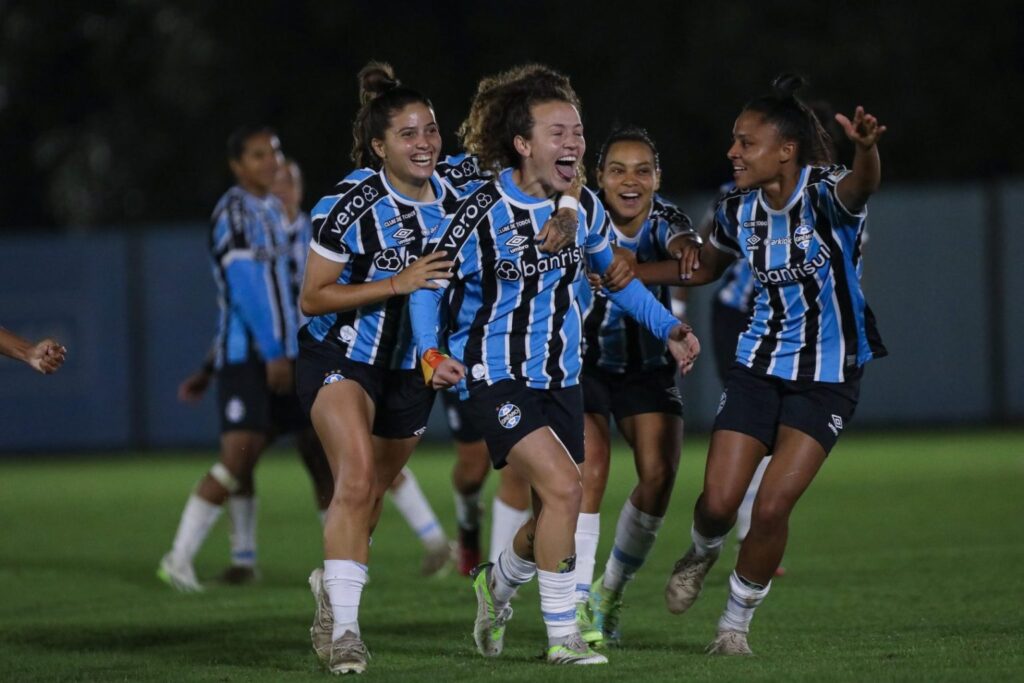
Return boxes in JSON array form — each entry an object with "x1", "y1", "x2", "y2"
[{"x1": 1, "y1": 429, "x2": 1022, "y2": 681}]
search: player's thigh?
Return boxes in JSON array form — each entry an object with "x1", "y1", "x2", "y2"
[{"x1": 310, "y1": 379, "x2": 376, "y2": 480}]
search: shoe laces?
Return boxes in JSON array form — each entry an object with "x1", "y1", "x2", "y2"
[
  {"x1": 335, "y1": 635, "x2": 370, "y2": 661},
  {"x1": 494, "y1": 604, "x2": 513, "y2": 628},
  {"x1": 559, "y1": 632, "x2": 590, "y2": 654}
]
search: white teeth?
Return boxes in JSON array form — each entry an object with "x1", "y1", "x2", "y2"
[
  {"x1": 557, "y1": 155, "x2": 577, "y2": 163},
  {"x1": 621, "y1": 193, "x2": 639, "y2": 199}
]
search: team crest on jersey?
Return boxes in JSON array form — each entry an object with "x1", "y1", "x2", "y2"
[
  {"x1": 226, "y1": 397, "x2": 246, "y2": 423},
  {"x1": 471, "y1": 364, "x2": 486, "y2": 380},
  {"x1": 794, "y1": 224, "x2": 814, "y2": 250},
  {"x1": 339, "y1": 325, "x2": 357, "y2": 343},
  {"x1": 323, "y1": 371, "x2": 345, "y2": 386},
  {"x1": 497, "y1": 402, "x2": 522, "y2": 429},
  {"x1": 495, "y1": 260, "x2": 521, "y2": 281},
  {"x1": 717, "y1": 391, "x2": 727, "y2": 415}
]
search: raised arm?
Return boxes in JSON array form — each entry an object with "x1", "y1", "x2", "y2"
[
  {"x1": 834, "y1": 106, "x2": 886, "y2": 214},
  {"x1": 0, "y1": 327, "x2": 66, "y2": 374}
]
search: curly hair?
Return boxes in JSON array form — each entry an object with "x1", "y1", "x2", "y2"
[
  {"x1": 351, "y1": 61, "x2": 433, "y2": 169},
  {"x1": 458, "y1": 64, "x2": 582, "y2": 175}
]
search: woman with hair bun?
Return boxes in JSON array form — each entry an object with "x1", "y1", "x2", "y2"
[
  {"x1": 651, "y1": 74, "x2": 887, "y2": 655},
  {"x1": 296, "y1": 61, "x2": 461, "y2": 675}
]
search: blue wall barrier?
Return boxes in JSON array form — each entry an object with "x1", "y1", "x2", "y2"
[{"x1": 1, "y1": 180, "x2": 1021, "y2": 452}]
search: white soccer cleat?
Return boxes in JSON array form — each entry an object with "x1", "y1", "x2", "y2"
[
  {"x1": 706, "y1": 629, "x2": 753, "y2": 656},
  {"x1": 420, "y1": 540, "x2": 455, "y2": 577},
  {"x1": 329, "y1": 630, "x2": 370, "y2": 675},
  {"x1": 665, "y1": 545, "x2": 719, "y2": 614},
  {"x1": 308, "y1": 568, "x2": 334, "y2": 664},
  {"x1": 157, "y1": 553, "x2": 203, "y2": 593}
]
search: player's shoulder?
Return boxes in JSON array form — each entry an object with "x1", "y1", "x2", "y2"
[
  {"x1": 808, "y1": 164, "x2": 850, "y2": 188},
  {"x1": 212, "y1": 186, "x2": 254, "y2": 223},
  {"x1": 437, "y1": 153, "x2": 491, "y2": 188},
  {"x1": 334, "y1": 167, "x2": 379, "y2": 192},
  {"x1": 651, "y1": 194, "x2": 692, "y2": 230}
]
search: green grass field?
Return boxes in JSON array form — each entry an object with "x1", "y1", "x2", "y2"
[{"x1": 1, "y1": 429, "x2": 1022, "y2": 682}]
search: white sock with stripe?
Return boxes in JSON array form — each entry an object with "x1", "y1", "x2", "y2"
[
  {"x1": 324, "y1": 559, "x2": 368, "y2": 639},
  {"x1": 489, "y1": 497, "x2": 531, "y2": 564},
  {"x1": 491, "y1": 544, "x2": 536, "y2": 606},
  {"x1": 390, "y1": 467, "x2": 446, "y2": 548},
  {"x1": 539, "y1": 569, "x2": 579, "y2": 645},
  {"x1": 603, "y1": 499, "x2": 664, "y2": 594},
  {"x1": 717, "y1": 571, "x2": 770, "y2": 633},
  {"x1": 573, "y1": 512, "x2": 600, "y2": 603},
  {"x1": 227, "y1": 495, "x2": 257, "y2": 568}
]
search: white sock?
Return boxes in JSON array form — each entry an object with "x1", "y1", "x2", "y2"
[
  {"x1": 538, "y1": 569, "x2": 578, "y2": 644},
  {"x1": 573, "y1": 512, "x2": 600, "y2": 603},
  {"x1": 390, "y1": 467, "x2": 446, "y2": 548},
  {"x1": 603, "y1": 499, "x2": 664, "y2": 594},
  {"x1": 324, "y1": 559, "x2": 368, "y2": 639},
  {"x1": 489, "y1": 497, "x2": 531, "y2": 564},
  {"x1": 492, "y1": 545, "x2": 536, "y2": 606},
  {"x1": 737, "y1": 456, "x2": 771, "y2": 542},
  {"x1": 692, "y1": 524, "x2": 725, "y2": 559},
  {"x1": 170, "y1": 494, "x2": 222, "y2": 565},
  {"x1": 454, "y1": 489, "x2": 482, "y2": 531},
  {"x1": 227, "y1": 495, "x2": 257, "y2": 568},
  {"x1": 717, "y1": 571, "x2": 770, "y2": 633}
]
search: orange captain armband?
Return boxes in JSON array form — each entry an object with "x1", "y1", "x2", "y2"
[{"x1": 420, "y1": 348, "x2": 450, "y2": 386}]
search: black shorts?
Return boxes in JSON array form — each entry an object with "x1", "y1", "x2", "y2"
[
  {"x1": 711, "y1": 299, "x2": 751, "y2": 384},
  {"x1": 582, "y1": 365, "x2": 684, "y2": 422},
  {"x1": 713, "y1": 363, "x2": 862, "y2": 454},
  {"x1": 461, "y1": 380, "x2": 584, "y2": 469},
  {"x1": 441, "y1": 389, "x2": 483, "y2": 443},
  {"x1": 216, "y1": 360, "x2": 308, "y2": 435},
  {"x1": 296, "y1": 336, "x2": 435, "y2": 439}
]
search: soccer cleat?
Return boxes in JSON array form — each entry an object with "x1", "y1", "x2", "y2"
[
  {"x1": 219, "y1": 565, "x2": 259, "y2": 585},
  {"x1": 471, "y1": 562, "x2": 513, "y2": 657},
  {"x1": 308, "y1": 568, "x2": 334, "y2": 665},
  {"x1": 706, "y1": 629, "x2": 753, "y2": 656},
  {"x1": 421, "y1": 540, "x2": 455, "y2": 577},
  {"x1": 457, "y1": 526, "x2": 481, "y2": 577},
  {"x1": 546, "y1": 632, "x2": 609, "y2": 665},
  {"x1": 329, "y1": 630, "x2": 370, "y2": 674},
  {"x1": 589, "y1": 575, "x2": 624, "y2": 645},
  {"x1": 575, "y1": 602, "x2": 603, "y2": 647},
  {"x1": 157, "y1": 553, "x2": 203, "y2": 593},
  {"x1": 665, "y1": 545, "x2": 720, "y2": 614}
]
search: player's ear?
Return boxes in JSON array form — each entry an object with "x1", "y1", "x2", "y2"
[
  {"x1": 513, "y1": 134, "x2": 531, "y2": 158},
  {"x1": 779, "y1": 139, "x2": 796, "y2": 164},
  {"x1": 653, "y1": 169, "x2": 661, "y2": 193},
  {"x1": 372, "y1": 138, "x2": 387, "y2": 162}
]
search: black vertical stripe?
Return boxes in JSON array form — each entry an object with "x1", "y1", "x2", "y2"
[
  {"x1": 792, "y1": 200, "x2": 822, "y2": 379},
  {"x1": 508, "y1": 205, "x2": 535, "y2": 377}
]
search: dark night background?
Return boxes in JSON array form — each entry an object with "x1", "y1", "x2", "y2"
[{"x1": 2, "y1": 0, "x2": 1022, "y2": 230}]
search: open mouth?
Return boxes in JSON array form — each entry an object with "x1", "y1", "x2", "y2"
[
  {"x1": 411, "y1": 153, "x2": 433, "y2": 168},
  {"x1": 554, "y1": 155, "x2": 577, "y2": 182},
  {"x1": 618, "y1": 191, "x2": 642, "y2": 210},
  {"x1": 732, "y1": 164, "x2": 747, "y2": 179}
]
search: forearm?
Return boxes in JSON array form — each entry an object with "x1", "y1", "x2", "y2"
[
  {"x1": 301, "y1": 277, "x2": 395, "y2": 317},
  {"x1": 841, "y1": 144, "x2": 881, "y2": 212},
  {"x1": 0, "y1": 328, "x2": 31, "y2": 362},
  {"x1": 409, "y1": 287, "x2": 445, "y2": 355},
  {"x1": 606, "y1": 279, "x2": 679, "y2": 342}
]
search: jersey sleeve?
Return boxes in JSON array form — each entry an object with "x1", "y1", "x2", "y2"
[
  {"x1": 582, "y1": 188, "x2": 611, "y2": 255},
  {"x1": 308, "y1": 184, "x2": 359, "y2": 263},
  {"x1": 652, "y1": 199, "x2": 694, "y2": 259},
  {"x1": 215, "y1": 200, "x2": 286, "y2": 360},
  {"x1": 708, "y1": 198, "x2": 742, "y2": 257},
  {"x1": 816, "y1": 164, "x2": 868, "y2": 226}
]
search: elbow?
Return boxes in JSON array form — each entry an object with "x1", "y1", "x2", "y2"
[{"x1": 300, "y1": 291, "x2": 322, "y2": 317}]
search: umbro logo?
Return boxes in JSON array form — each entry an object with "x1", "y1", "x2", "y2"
[
  {"x1": 506, "y1": 235, "x2": 529, "y2": 248},
  {"x1": 393, "y1": 228, "x2": 414, "y2": 240},
  {"x1": 746, "y1": 235, "x2": 761, "y2": 249},
  {"x1": 827, "y1": 414, "x2": 844, "y2": 436}
]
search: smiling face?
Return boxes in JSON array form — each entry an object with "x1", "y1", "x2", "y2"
[
  {"x1": 229, "y1": 132, "x2": 281, "y2": 196},
  {"x1": 371, "y1": 101, "x2": 441, "y2": 193},
  {"x1": 597, "y1": 140, "x2": 660, "y2": 225},
  {"x1": 272, "y1": 161, "x2": 303, "y2": 216},
  {"x1": 727, "y1": 109, "x2": 796, "y2": 190},
  {"x1": 515, "y1": 99, "x2": 585, "y2": 195}
]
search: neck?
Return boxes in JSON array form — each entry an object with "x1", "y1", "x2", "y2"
[
  {"x1": 760, "y1": 167, "x2": 800, "y2": 210},
  {"x1": 611, "y1": 203, "x2": 650, "y2": 238},
  {"x1": 238, "y1": 180, "x2": 268, "y2": 198},
  {"x1": 384, "y1": 168, "x2": 434, "y2": 202},
  {"x1": 512, "y1": 167, "x2": 553, "y2": 200}
]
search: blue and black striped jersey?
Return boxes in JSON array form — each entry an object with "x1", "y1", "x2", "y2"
[
  {"x1": 284, "y1": 211, "x2": 313, "y2": 326},
  {"x1": 715, "y1": 259, "x2": 757, "y2": 314},
  {"x1": 436, "y1": 153, "x2": 490, "y2": 189},
  {"x1": 209, "y1": 186, "x2": 299, "y2": 368},
  {"x1": 710, "y1": 165, "x2": 886, "y2": 382},
  {"x1": 304, "y1": 168, "x2": 461, "y2": 369},
  {"x1": 411, "y1": 169, "x2": 681, "y2": 397},
  {"x1": 581, "y1": 194, "x2": 692, "y2": 373}
]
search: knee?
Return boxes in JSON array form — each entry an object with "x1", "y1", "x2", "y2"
[
  {"x1": 638, "y1": 458, "x2": 678, "y2": 496},
  {"x1": 751, "y1": 496, "x2": 793, "y2": 531},
  {"x1": 537, "y1": 473, "x2": 582, "y2": 513},
  {"x1": 332, "y1": 467, "x2": 375, "y2": 509},
  {"x1": 698, "y1": 489, "x2": 738, "y2": 525}
]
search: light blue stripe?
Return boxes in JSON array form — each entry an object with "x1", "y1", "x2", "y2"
[
  {"x1": 612, "y1": 545, "x2": 645, "y2": 568},
  {"x1": 542, "y1": 608, "x2": 577, "y2": 622},
  {"x1": 416, "y1": 520, "x2": 440, "y2": 538}
]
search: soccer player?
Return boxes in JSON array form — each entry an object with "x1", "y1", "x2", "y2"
[
  {"x1": 296, "y1": 62, "x2": 460, "y2": 675},
  {"x1": 159, "y1": 126, "x2": 310, "y2": 592},
  {"x1": 410, "y1": 64, "x2": 700, "y2": 666},
  {"x1": 0, "y1": 328, "x2": 66, "y2": 374},
  {"x1": 655, "y1": 75, "x2": 887, "y2": 655},
  {"x1": 574, "y1": 126, "x2": 695, "y2": 646}
]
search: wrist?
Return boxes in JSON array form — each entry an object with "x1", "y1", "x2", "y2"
[
  {"x1": 557, "y1": 195, "x2": 579, "y2": 213},
  {"x1": 389, "y1": 276, "x2": 399, "y2": 296}
]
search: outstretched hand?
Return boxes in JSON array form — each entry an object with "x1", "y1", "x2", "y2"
[
  {"x1": 666, "y1": 324, "x2": 701, "y2": 375},
  {"x1": 835, "y1": 106, "x2": 887, "y2": 149}
]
